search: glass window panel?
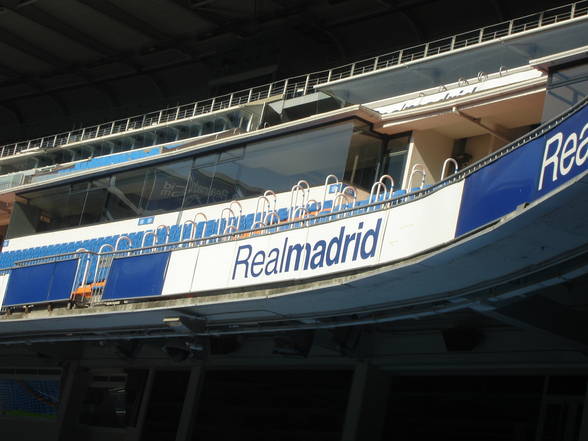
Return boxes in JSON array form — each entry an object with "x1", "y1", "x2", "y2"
[
  {"x1": 81, "y1": 188, "x2": 109, "y2": 225},
  {"x1": 219, "y1": 146, "x2": 244, "y2": 162},
  {"x1": 183, "y1": 165, "x2": 215, "y2": 209},
  {"x1": 193, "y1": 152, "x2": 219, "y2": 168},
  {"x1": 343, "y1": 132, "x2": 383, "y2": 192},
  {"x1": 239, "y1": 122, "x2": 354, "y2": 192},
  {"x1": 143, "y1": 159, "x2": 192, "y2": 214},
  {"x1": 16, "y1": 184, "x2": 87, "y2": 233},
  {"x1": 382, "y1": 133, "x2": 410, "y2": 190},
  {"x1": 104, "y1": 169, "x2": 148, "y2": 220},
  {"x1": 209, "y1": 161, "x2": 240, "y2": 204}
]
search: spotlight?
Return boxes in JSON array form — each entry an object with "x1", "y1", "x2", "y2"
[{"x1": 161, "y1": 342, "x2": 191, "y2": 362}]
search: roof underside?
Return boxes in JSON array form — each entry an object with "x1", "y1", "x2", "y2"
[{"x1": 0, "y1": 0, "x2": 573, "y2": 144}]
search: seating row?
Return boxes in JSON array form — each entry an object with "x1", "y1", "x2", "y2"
[{"x1": 0, "y1": 188, "x2": 418, "y2": 271}]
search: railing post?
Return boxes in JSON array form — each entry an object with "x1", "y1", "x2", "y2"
[
  {"x1": 327, "y1": 69, "x2": 333, "y2": 82},
  {"x1": 303, "y1": 75, "x2": 310, "y2": 95},
  {"x1": 283, "y1": 78, "x2": 289, "y2": 97},
  {"x1": 247, "y1": 88, "x2": 253, "y2": 103},
  {"x1": 157, "y1": 110, "x2": 163, "y2": 124},
  {"x1": 398, "y1": 49, "x2": 404, "y2": 64},
  {"x1": 571, "y1": 2, "x2": 576, "y2": 18},
  {"x1": 125, "y1": 118, "x2": 130, "y2": 131},
  {"x1": 228, "y1": 93, "x2": 234, "y2": 107},
  {"x1": 450, "y1": 36, "x2": 456, "y2": 50},
  {"x1": 210, "y1": 97, "x2": 216, "y2": 112},
  {"x1": 81, "y1": 128, "x2": 86, "y2": 140},
  {"x1": 175, "y1": 106, "x2": 180, "y2": 121},
  {"x1": 350, "y1": 63, "x2": 356, "y2": 76},
  {"x1": 110, "y1": 121, "x2": 115, "y2": 135},
  {"x1": 373, "y1": 56, "x2": 379, "y2": 71},
  {"x1": 479, "y1": 27, "x2": 483, "y2": 43},
  {"x1": 267, "y1": 82, "x2": 273, "y2": 97}
]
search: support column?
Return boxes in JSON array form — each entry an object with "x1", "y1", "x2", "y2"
[
  {"x1": 341, "y1": 362, "x2": 389, "y2": 441},
  {"x1": 175, "y1": 366, "x2": 206, "y2": 441},
  {"x1": 55, "y1": 361, "x2": 90, "y2": 441},
  {"x1": 578, "y1": 380, "x2": 588, "y2": 441},
  {"x1": 130, "y1": 368, "x2": 155, "y2": 441}
]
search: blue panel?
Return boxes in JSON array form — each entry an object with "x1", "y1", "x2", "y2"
[
  {"x1": 457, "y1": 104, "x2": 588, "y2": 236},
  {"x1": 3, "y1": 264, "x2": 52, "y2": 305},
  {"x1": 101, "y1": 252, "x2": 170, "y2": 300},
  {"x1": 2, "y1": 259, "x2": 77, "y2": 306},
  {"x1": 47, "y1": 260, "x2": 78, "y2": 302}
]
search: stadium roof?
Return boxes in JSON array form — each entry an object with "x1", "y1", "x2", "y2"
[{"x1": 0, "y1": 0, "x2": 573, "y2": 143}]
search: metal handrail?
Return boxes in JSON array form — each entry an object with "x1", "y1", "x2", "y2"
[
  {"x1": 220, "y1": 207, "x2": 236, "y2": 235},
  {"x1": 378, "y1": 174, "x2": 395, "y2": 198},
  {"x1": 0, "y1": 1, "x2": 584, "y2": 161},
  {"x1": 263, "y1": 210, "x2": 281, "y2": 226},
  {"x1": 288, "y1": 183, "x2": 308, "y2": 221},
  {"x1": 156, "y1": 225, "x2": 170, "y2": 248},
  {"x1": 441, "y1": 158, "x2": 459, "y2": 180},
  {"x1": 408, "y1": 164, "x2": 426, "y2": 188},
  {"x1": 254, "y1": 195, "x2": 272, "y2": 226},
  {"x1": 369, "y1": 181, "x2": 387, "y2": 204},
  {"x1": 115, "y1": 235, "x2": 132, "y2": 253},
  {"x1": 193, "y1": 212, "x2": 208, "y2": 239},
  {"x1": 322, "y1": 174, "x2": 340, "y2": 209},
  {"x1": 181, "y1": 220, "x2": 196, "y2": 246},
  {"x1": 229, "y1": 200, "x2": 243, "y2": 231},
  {"x1": 263, "y1": 190, "x2": 277, "y2": 213}
]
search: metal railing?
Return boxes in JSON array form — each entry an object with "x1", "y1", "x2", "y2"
[{"x1": 0, "y1": 1, "x2": 585, "y2": 161}]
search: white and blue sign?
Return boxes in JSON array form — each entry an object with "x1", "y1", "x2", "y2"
[{"x1": 456, "y1": 104, "x2": 588, "y2": 236}]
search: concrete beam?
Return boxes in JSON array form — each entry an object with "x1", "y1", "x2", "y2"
[{"x1": 479, "y1": 294, "x2": 588, "y2": 348}]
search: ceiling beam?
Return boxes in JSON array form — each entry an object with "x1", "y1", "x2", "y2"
[
  {"x1": 167, "y1": 0, "x2": 225, "y2": 28},
  {"x1": 9, "y1": 5, "x2": 117, "y2": 57},
  {"x1": 0, "y1": 26, "x2": 66, "y2": 68},
  {"x1": 76, "y1": 0, "x2": 170, "y2": 42},
  {"x1": 480, "y1": 293, "x2": 588, "y2": 348},
  {"x1": 0, "y1": 103, "x2": 24, "y2": 125},
  {"x1": 0, "y1": 60, "x2": 25, "y2": 80}
]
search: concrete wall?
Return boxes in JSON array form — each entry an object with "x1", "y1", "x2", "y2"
[{"x1": 404, "y1": 130, "x2": 454, "y2": 187}]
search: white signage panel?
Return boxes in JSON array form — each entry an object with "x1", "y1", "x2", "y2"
[
  {"x1": 0, "y1": 273, "x2": 8, "y2": 307},
  {"x1": 380, "y1": 182, "x2": 463, "y2": 262},
  {"x1": 162, "y1": 185, "x2": 463, "y2": 294},
  {"x1": 161, "y1": 247, "x2": 200, "y2": 296},
  {"x1": 220, "y1": 228, "x2": 309, "y2": 289}
]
